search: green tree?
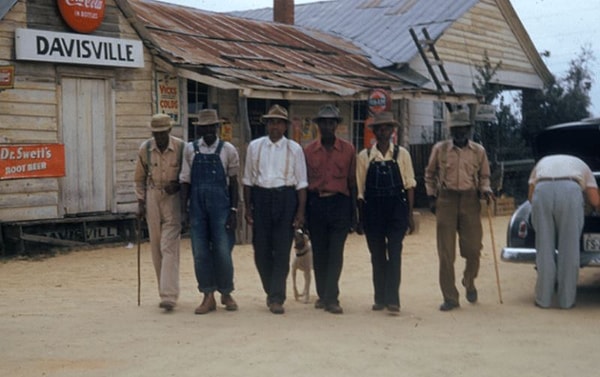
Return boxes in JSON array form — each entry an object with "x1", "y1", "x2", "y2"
[{"x1": 522, "y1": 46, "x2": 595, "y2": 140}]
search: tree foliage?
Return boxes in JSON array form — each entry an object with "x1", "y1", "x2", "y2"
[{"x1": 522, "y1": 46, "x2": 595, "y2": 140}]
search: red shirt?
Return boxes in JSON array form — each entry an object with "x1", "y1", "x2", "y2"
[{"x1": 304, "y1": 137, "x2": 356, "y2": 196}]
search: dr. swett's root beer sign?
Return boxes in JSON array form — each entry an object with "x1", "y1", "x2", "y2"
[{"x1": 0, "y1": 144, "x2": 66, "y2": 180}]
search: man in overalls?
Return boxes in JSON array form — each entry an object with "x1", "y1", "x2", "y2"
[
  {"x1": 134, "y1": 113, "x2": 185, "y2": 312},
  {"x1": 356, "y1": 111, "x2": 416, "y2": 314},
  {"x1": 180, "y1": 109, "x2": 240, "y2": 315}
]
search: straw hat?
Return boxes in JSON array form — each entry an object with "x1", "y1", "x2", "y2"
[
  {"x1": 368, "y1": 111, "x2": 399, "y2": 128},
  {"x1": 149, "y1": 113, "x2": 173, "y2": 132},
  {"x1": 261, "y1": 104, "x2": 289, "y2": 123},
  {"x1": 192, "y1": 109, "x2": 221, "y2": 126}
]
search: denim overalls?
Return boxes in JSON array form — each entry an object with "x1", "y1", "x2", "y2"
[{"x1": 190, "y1": 139, "x2": 235, "y2": 294}]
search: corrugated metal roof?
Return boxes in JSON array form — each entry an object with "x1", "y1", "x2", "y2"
[
  {"x1": 125, "y1": 0, "x2": 419, "y2": 97},
  {"x1": 233, "y1": 0, "x2": 479, "y2": 68},
  {"x1": 0, "y1": 0, "x2": 18, "y2": 20}
]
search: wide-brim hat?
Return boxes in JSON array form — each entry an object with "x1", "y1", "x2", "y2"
[
  {"x1": 193, "y1": 109, "x2": 221, "y2": 126},
  {"x1": 449, "y1": 111, "x2": 472, "y2": 127},
  {"x1": 313, "y1": 104, "x2": 342, "y2": 123},
  {"x1": 368, "y1": 111, "x2": 399, "y2": 128},
  {"x1": 149, "y1": 113, "x2": 173, "y2": 132},
  {"x1": 261, "y1": 104, "x2": 290, "y2": 123}
]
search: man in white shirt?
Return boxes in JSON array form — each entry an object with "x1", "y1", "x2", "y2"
[
  {"x1": 242, "y1": 105, "x2": 308, "y2": 314},
  {"x1": 528, "y1": 154, "x2": 600, "y2": 309}
]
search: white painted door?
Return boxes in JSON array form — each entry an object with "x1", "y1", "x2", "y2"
[{"x1": 61, "y1": 77, "x2": 113, "y2": 215}]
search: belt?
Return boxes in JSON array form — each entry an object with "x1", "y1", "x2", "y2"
[
  {"x1": 309, "y1": 190, "x2": 339, "y2": 198},
  {"x1": 537, "y1": 177, "x2": 578, "y2": 183},
  {"x1": 256, "y1": 185, "x2": 295, "y2": 192}
]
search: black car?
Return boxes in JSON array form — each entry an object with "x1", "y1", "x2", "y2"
[{"x1": 501, "y1": 117, "x2": 600, "y2": 266}]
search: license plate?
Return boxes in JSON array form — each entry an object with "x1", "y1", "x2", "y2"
[{"x1": 583, "y1": 233, "x2": 600, "y2": 252}]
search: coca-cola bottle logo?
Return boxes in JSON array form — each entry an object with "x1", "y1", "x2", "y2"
[{"x1": 57, "y1": 0, "x2": 106, "y2": 34}]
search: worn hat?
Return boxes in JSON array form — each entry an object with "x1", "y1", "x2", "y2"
[
  {"x1": 368, "y1": 111, "x2": 399, "y2": 128},
  {"x1": 193, "y1": 109, "x2": 221, "y2": 126},
  {"x1": 150, "y1": 113, "x2": 173, "y2": 132},
  {"x1": 313, "y1": 104, "x2": 342, "y2": 123},
  {"x1": 261, "y1": 104, "x2": 290, "y2": 123},
  {"x1": 449, "y1": 111, "x2": 472, "y2": 128}
]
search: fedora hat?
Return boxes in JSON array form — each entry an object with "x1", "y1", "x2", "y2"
[
  {"x1": 261, "y1": 104, "x2": 290, "y2": 123},
  {"x1": 449, "y1": 111, "x2": 472, "y2": 128},
  {"x1": 368, "y1": 111, "x2": 399, "y2": 128},
  {"x1": 193, "y1": 109, "x2": 221, "y2": 126},
  {"x1": 149, "y1": 113, "x2": 173, "y2": 132},
  {"x1": 313, "y1": 104, "x2": 342, "y2": 123}
]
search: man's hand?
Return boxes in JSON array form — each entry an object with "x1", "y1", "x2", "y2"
[
  {"x1": 225, "y1": 209, "x2": 237, "y2": 231},
  {"x1": 164, "y1": 180, "x2": 180, "y2": 195},
  {"x1": 137, "y1": 200, "x2": 146, "y2": 220},
  {"x1": 483, "y1": 190, "x2": 496, "y2": 205},
  {"x1": 428, "y1": 195, "x2": 437, "y2": 215}
]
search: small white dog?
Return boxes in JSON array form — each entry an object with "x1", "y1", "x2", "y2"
[{"x1": 291, "y1": 229, "x2": 313, "y2": 304}]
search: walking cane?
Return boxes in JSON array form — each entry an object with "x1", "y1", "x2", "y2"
[
  {"x1": 486, "y1": 203, "x2": 503, "y2": 304},
  {"x1": 136, "y1": 214, "x2": 142, "y2": 306}
]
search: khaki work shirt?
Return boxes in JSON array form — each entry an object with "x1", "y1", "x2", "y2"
[
  {"x1": 134, "y1": 136, "x2": 185, "y2": 201},
  {"x1": 424, "y1": 139, "x2": 491, "y2": 196}
]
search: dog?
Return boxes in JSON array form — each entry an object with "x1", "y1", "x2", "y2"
[{"x1": 291, "y1": 229, "x2": 313, "y2": 304}]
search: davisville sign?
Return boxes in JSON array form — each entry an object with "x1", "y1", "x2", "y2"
[{"x1": 15, "y1": 28, "x2": 144, "y2": 68}]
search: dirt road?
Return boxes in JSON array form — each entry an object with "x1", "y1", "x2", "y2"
[{"x1": 2, "y1": 211, "x2": 600, "y2": 377}]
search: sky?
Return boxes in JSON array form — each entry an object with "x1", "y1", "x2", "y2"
[{"x1": 160, "y1": 0, "x2": 600, "y2": 117}]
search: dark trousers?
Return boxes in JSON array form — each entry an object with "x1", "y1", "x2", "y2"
[
  {"x1": 251, "y1": 186, "x2": 297, "y2": 305},
  {"x1": 306, "y1": 193, "x2": 351, "y2": 306},
  {"x1": 364, "y1": 195, "x2": 408, "y2": 307}
]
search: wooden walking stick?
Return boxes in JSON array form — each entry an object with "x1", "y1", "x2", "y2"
[
  {"x1": 136, "y1": 214, "x2": 142, "y2": 306},
  {"x1": 486, "y1": 203, "x2": 503, "y2": 304}
]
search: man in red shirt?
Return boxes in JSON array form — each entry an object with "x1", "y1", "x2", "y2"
[{"x1": 304, "y1": 105, "x2": 357, "y2": 314}]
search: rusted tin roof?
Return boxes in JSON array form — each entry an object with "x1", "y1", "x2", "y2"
[
  {"x1": 124, "y1": 0, "x2": 421, "y2": 98},
  {"x1": 235, "y1": 0, "x2": 480, "y2": 69}
]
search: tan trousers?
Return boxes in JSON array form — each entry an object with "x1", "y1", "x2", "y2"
[
  {"x1": 436, "y1": 190, "x2": 482, "y2": 304},
  {"x1": 146, "y1": 188, "x2": 182, "y2": 304}
]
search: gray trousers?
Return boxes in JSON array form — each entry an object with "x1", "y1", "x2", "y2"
[{"x1": 531, "y1": 181, "x2": 584, "y2": 308}]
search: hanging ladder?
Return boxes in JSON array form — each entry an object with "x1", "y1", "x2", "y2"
[{"x1": 409, "y1": 27, "x2": 456, "y2": 111}]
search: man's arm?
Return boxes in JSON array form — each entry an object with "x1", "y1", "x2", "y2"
[
  {"x1": 243, "y1": 185, "x2": 253, "y2": 226},
  {"x1": 226, "y1": 176, "x2": 239, "y2": 230}
]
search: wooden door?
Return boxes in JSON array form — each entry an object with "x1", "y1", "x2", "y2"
[{"x1": 61, "y1": 77, "x2": 113, "y2": 215}]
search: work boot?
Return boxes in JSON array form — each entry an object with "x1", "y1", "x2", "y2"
[
  {"x1": 194, "y1": 292, "x2": 216, "y2": 315},
  {"x1": 221, "y1": 294, "x2": 238, "y2": 311}
]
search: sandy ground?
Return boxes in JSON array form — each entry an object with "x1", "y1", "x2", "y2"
[{"x1": 2, "y1": 210, "x2": 600, "y2": 377}]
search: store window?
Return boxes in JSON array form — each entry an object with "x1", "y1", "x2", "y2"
[
  {"x1": 187, "y1": 81, "x2": 209, "y2": 141},
  {"x1": 352, "y1": 101, "x2": 368, "y2": 149}
]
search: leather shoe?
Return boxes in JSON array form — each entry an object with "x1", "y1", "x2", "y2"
[
  {"x1": 194, "y1": 293, "x2": 216, "y2": 315},
  {"x1": 386, "y1": 305, "x2": 400, "y2": 314},
  {"x1": 466, "y1": 289, "x2": 478, "y2": 303},
  {"x1": 269, "y1": 303, "x2": 285, "y2": 314},
  {"x1": 439, "y1": 301, "x2": 459, "y2": 311},
  {"x1": 159, "y1": 301, "x2": 175, "y2": 311},
  {"x1": 325, "y1": 303, "x2": 343, "y2": 314},
  {"x1": 314, "y1": 299, "x2": 325, "y2": 309},
  {"x1": 372, "y1": 303, "x2": 385, "y2": 311},
  {"x1": 221, "y1": 294, "x2": 238, "y2": 311}
]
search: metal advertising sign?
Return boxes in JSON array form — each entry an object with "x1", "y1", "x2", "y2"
[
  {"x1": 0, "y1": 144, "x2": 66, "y2": 180},
  {"x1": 0, "y1": 65, "x2": 15, "y2": 90},
  {"x1": 364, "y1": 88, "x2": 394, "y2": 148},
  {"x1": 57, "y1": 0, "x2": 106, "y2": 34}
]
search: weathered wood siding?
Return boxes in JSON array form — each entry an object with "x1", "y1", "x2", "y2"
[
  {"x1": 411, "y1": 0, "x2": 545, "y2": 93},
  {"x1": 0, "y1": 0, "x2": 154, "y2": 221}
]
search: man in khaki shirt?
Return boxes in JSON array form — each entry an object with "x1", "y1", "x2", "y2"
[
  {"x1": 134, "y1": 114, "x2": 185, "y2": 311},
  {"x1": 424, "y1": 110, "x2": 494, "y2": 311}
]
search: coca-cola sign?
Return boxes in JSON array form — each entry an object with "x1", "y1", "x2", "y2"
[{"x1": 57, "y1": 0, "x2": 105, "y2": 34}]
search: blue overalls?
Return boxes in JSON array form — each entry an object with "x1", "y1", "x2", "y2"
[
  {"x1": 364, "y1": 145, "x2": 409, "y2": 308},
  {"x1": 189, "y1": 139, "x2": 235, "y2": 295}
]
